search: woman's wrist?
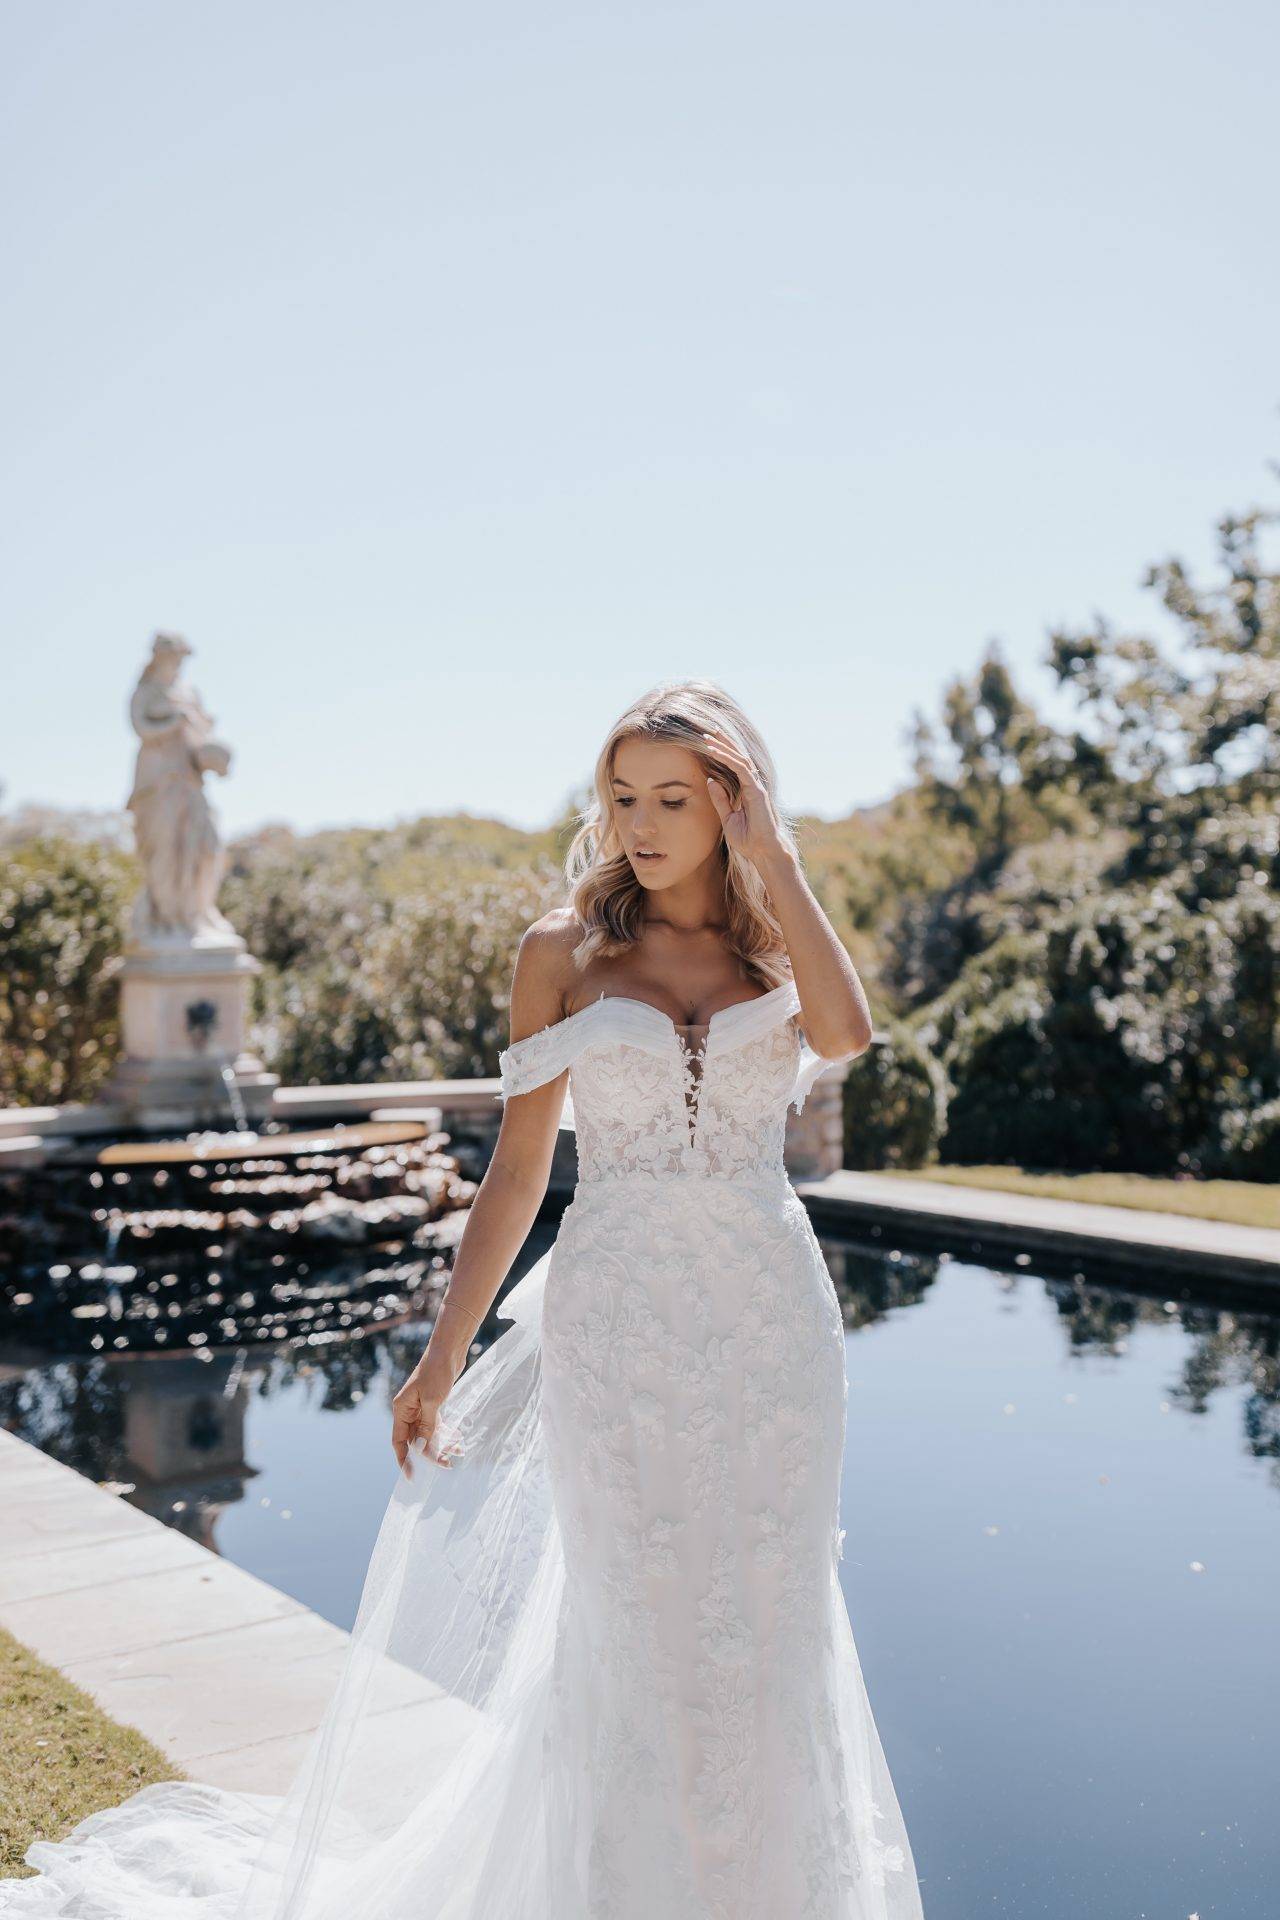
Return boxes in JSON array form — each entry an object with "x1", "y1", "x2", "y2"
[
  {"x1": 421, "y1": 1297, "x2": 483, "y2": 1378},
  {"x1": 438, "y1": 1295, "x2": 482, "y2": 1329},
  {"x1": 754, "y1": 840, "x2": 802, "y2": 889}
]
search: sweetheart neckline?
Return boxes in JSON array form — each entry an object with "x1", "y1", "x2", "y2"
[
  {"x1": 496, "y1": 974, "x2": 841, "y2": 1115},
  {"x1": 559, "y1": 978, "x2": 797, "y2": 1045}
]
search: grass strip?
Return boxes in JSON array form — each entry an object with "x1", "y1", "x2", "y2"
[
  {"x1": 0, "y1": 1625, "x2": 183, "y2": 1878},
  {"x1": 880, "y1": 1165, "x2": 1280, "y2": 1231}
]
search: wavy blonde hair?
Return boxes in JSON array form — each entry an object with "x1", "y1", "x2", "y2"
[{"x1": 563, "y1": 679, "x2": 801, "y2": 989}]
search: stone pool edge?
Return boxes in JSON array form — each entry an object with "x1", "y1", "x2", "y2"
[
  {"x1": 796, "y1": 1169, "x2": 1280, "y2": 1292},
  {"x1": 0, "y1": 1428, "x2": 350, "y2": 1794}
]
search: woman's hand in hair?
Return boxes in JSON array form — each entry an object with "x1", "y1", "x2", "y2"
[{"x1": 699, "y1": 727, "x2": 790, "y2": 873}]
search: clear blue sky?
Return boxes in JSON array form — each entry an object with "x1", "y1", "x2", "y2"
[{"x1": 3, "y1": 1, "x2": 1277, "y2": 837}]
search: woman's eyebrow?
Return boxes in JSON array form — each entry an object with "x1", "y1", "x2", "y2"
[{"x1": 611, "y1": 778, "x2": 692, "y2": 790}]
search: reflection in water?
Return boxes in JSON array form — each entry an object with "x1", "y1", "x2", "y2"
[
  {"x1": 1037, "y1": 1271, "x2": 1280, "y2": 1485},
  {"x1": 819, "y1": 1233, "x2": 1280, "y2": 1490},
  {"x1": 2, "y1": 1226, "x2": 1278, "y2": 1915},
  {"x1": 3, "y1": 1227, "x2": 1277, "y2": 1555},
  {"x1": 0, "y1": 1220, "x2": 558, "y2": 1548}
]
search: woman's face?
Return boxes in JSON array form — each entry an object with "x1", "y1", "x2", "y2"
[{"x1": 608, "y1": 734, "x2": 725, "y2": 889}]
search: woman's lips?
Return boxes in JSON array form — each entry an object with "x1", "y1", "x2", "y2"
[{"x1": 634, "y1": 850, "x2": 666, "y2": 863}]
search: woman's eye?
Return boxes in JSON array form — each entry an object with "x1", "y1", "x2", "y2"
[
  {"x1": 661, "y1": 799, "x2": 687, "y2": 810},
  {"x1": 615, "y1": 796, "x2": 633, "y2": 807}
]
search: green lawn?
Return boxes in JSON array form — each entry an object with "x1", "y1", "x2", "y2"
[
  {"x1": 879, "y1": 1165, "x2": 1280, "y2": 1231},
  {"x1": 0, "y1": 1626, "x2": 183, "y2": 1879}
]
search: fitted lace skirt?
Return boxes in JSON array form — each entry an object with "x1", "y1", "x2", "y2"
[{"x1": 535, "y1": 1171, "x2": 917, "y2": 1918}]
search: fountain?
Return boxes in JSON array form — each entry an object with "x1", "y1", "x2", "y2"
[
  {"x1": 1, "y1": 1116, "x2": 476, "y2": 1359},
  {"x1": 220, "y1": 1062, "x2": 254, "y2": 1138},
  {"x1": 0, "y1": 634, "x2": 519, "y2": 1595},
  {"x1": 0, "y1": 632, "x2": 487, "y2": 1366}
]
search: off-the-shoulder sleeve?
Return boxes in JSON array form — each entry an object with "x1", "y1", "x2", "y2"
[
  {"x1": 497, "y1": 1019, "x2": 580, "y2": 1102},
  {"x1": 789, "y1": 1032, "x2": 858, "y2": 1115}
]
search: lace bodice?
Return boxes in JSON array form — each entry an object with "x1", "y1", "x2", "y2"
[{"x1": 498, "y1": 979, "x2": 847, "y2": 1185}]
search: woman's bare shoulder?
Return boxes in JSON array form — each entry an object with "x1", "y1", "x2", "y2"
[{"x1": 509, "y1": 909, "x2": 581, "y2": 1030}]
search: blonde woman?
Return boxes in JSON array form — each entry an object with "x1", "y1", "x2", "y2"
[
  {"x1": 385, "y1": 678, "x2": 925, "y2": 1917},
  {"x1": 5, "y1": 680, "x2": 925, "y2": 1920}
]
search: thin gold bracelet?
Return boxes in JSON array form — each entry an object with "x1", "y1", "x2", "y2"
[{"x1": 437, "y1": 1297, "x2": 482, "y2": 1328}]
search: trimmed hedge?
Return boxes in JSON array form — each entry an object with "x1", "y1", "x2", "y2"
[{"x1": 843, "y1": 1018, "x2": 949, "y2": 1170}]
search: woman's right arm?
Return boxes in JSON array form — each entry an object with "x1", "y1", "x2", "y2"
[{"x1": 391, "y1": 918, "x2": 572, "y2": 1474}]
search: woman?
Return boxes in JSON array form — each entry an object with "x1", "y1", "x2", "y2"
[{"x1": 2, "y1": 680, "x2": 925, "y2": 1918}]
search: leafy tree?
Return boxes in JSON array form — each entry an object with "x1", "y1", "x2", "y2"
[
  {"x1": 1048, "y1": 498, "x2": 1280, "y2": 896},
  {"x1": 4, "y1": 467, "x2": 1277, "y2": 1189},
  {"x1": 913, "y1": 885, "x2": 1280, "y2": 1173},
  {"x1": 908, "y1": 643, "x2": 1087, "y2": 872},
  {"x1": 842, "y1": 1018, "x2": 948, "y2": 1170},
  {"x1": 0, "y1": 838, "x2": 134, "y2": 1105}
]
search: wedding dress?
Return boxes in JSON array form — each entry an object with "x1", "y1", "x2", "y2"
[{"x1": 1, "y1": 979, "x2": 925, "y2": 1919}]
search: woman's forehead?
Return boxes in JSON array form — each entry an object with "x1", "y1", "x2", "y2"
[{"x1": 610, "y1": 735, "x2": 701, "y2": 786}]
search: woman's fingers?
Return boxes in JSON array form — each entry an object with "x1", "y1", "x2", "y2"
[
  {"x1": 391, "y1": 1403, "x2": 414, "y2": 1470},
  {"x1": 701, "y1": 729, "x2": 764, "y2": 798},
  {"x1": 391, "y1": 1379, "x2": 427, "y2": 1473},
  {"x1": 392, "y1": 1378, "x2": 459, "y2": 1477}
]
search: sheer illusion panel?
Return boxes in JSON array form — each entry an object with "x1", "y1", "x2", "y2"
[{"x1": 672, "y1": 1022, "x2": 709, "y2": 1145}]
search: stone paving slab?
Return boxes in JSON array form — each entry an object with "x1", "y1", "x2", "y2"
[
  {"x1": 4, "y1": 1476, "x2": 169, "y2": 1554},
  {"x1": 188, "y1": 1692, "x2": 484, "y2": 1814},
  {"x1": 187, "y1": 1725, "x2": 321, "y2": 1794},
  {"x1": 0, "y1": 1135, "x2": 45, "y2": 1167},
  {"x1": 0, "y1": 1525, "x2": 213, "y2": 1607},
  {"x1": 0, "y1": 1431, "x2": 474, "y2": 1796},
  {"x1": 2, "y1": 1556, "x2": 305, "y2": 1667},
  {"x1": 797, "y1": 1170, "x2": 1280, "y2": 1286},
  {"x1": 0, "y1": 1431, "x2": 351, "y2": 1790},
  {"x1": 57, "y1": 1610, "x2": 354, "y2": 1772}
]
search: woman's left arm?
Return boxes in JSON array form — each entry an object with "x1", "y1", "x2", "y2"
[{"x1": 700, "y1": 727, "x2": 874, "y2": 1060}]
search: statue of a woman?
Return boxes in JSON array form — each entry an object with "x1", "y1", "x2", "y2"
[{"x1": 126, "y1": 633, "x2": 237, "y2": 943}]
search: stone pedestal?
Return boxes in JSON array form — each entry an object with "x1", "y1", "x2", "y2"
[{"x1": 102, "y1": 934, "x2": 278, "y2": 1131}]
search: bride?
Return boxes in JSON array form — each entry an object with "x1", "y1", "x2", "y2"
[{"x1": 2, "y1": 680, "x2": 926, "y2": 1919}]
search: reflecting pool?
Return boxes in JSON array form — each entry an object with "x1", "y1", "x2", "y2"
[{"x1": 2, "y1": 1225, "x2": 1276, "y2": 1918}]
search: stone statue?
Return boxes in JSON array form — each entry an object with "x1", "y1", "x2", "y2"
[
  {"x1": 126, "y1": 632, "x2": 236, "y2": 943},
  {"x1": 106, "y1": 632, "x2": 276, "y2": 1126}
]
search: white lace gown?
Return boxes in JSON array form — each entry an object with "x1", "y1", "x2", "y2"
[{"x1": 1, "y1": 980, "x2": 925, "y2": 1920}]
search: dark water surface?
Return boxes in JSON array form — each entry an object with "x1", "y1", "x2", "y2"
[{"x1": 3, "y1": 1225, "x2": 1276, "y2": 1918}]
